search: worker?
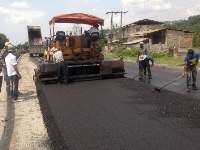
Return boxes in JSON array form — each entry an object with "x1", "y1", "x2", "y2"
[
  {"x1": 88, "y1": 24, "x2": 100, "y2": 42},
  {"x1": 84, "y1": 30, "x2": 91, "y2": 48},
  {"x1": 143, "y1": 56, "x2": 154, "y2": 80},
  {"x1": 184, "y1": 49, "x2": 199, "y2": 90},
  {"x1": 4, "y1": 42, "x2": 21, "y2": 100},
  {"x1": 51, "y1": 47, "x2": 65, "y2": 83},
  {"x1": 0, "y1": 46, "x2": 9, "y2": 92},
  {"x1": 137, "y1": 42, "x2": 148, "y2": 81}
]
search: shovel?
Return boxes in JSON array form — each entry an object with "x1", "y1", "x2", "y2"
[{"x1": 154, "y1": 73, "x2": 185, "y2": 93}]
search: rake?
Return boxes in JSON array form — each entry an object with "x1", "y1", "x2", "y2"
[{"x1": 154, "y1": 73, "x2": 185, "y2": 93}]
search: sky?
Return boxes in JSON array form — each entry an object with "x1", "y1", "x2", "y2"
[{"x1": 0, "y1": 0, "x2": 200, "y2": 44}]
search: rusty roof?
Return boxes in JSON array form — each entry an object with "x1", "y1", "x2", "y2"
[
  {"x1": 130, "y1": 28, "x2": 193, "y2": 37},
  {"x1": 133, "y1": 19, "x2": 163, "y2": 25},
  {"x1": 130, "y1": 28, "x2": 166, "y2": 37},
  {"x1": 122, "y1": 19, "x2": 163, "y2": 28},
  {"x1": 122, "y1": 38, "x2": 148, "y2": 45}
]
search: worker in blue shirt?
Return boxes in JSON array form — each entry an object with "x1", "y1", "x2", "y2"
[{"x1": 184, "y1": 49, "x2": 199, "y2": 90}]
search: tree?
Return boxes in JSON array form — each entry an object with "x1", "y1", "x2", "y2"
[
  {"x1": 164, "y1": 15, "x2": 200, "y2": 48},
  {"x1": 0, "y1": 33, "x2": 8, "y2": 49}
]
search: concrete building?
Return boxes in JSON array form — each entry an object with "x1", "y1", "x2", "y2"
[{"x1": 112, "y1": 19, "x2": 193, "y2": 53}]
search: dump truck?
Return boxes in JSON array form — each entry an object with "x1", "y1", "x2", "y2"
[
  {"x1": 34, "y1": 13, "x2": 124, "y2": 83},
  {"x1": 27, "y1": 26, "x2": 43, "y2": 57}
]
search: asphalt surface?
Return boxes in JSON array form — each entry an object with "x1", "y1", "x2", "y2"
[
  {"x1": 125, "y1": 62, "x2": 200, "y2": 99},
  {"x1": 36, "y1": 60, "x2": 200, "y2": 150}
]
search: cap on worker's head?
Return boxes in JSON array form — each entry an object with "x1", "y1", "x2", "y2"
[
  {"x1": 5, "y1": 41, "x2": 14, "y2": 51},
  {"x1": 188, "y1": 49, "x2": 194, "y2": 54},
  {"x1": 5, "y1": 41, "x2": 12, "y2": 47},
  {"x1": 140, "y1": 41, "x2": 144, "y2": 45}
]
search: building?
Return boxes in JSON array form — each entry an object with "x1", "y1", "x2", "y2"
[{"x1": 112, "y1": 19, "x2": 193, "y2": 53}]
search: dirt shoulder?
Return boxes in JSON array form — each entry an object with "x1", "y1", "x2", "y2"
[
  {"x1": 0, "y1": 74, "x2": 8, "y2": 149},
  {"x1": 1, "y1": 54, "x2": 52, "y2": 150}
]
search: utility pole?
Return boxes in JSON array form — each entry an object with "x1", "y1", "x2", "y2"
[
  {"x1": 106, "y1": 11, "x2": 128, "y2": 51},
  {"x1": 120, "y1": 11, "x2": 128, "y2": 27},
  {"x1": 106, "y1": 11, "x2": 128, "y2": 29}
]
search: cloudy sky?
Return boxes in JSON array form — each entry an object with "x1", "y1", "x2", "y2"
[{"x1": 0, "y1": 0, "x2": 199, "y2": 44}]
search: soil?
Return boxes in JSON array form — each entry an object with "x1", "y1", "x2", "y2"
[{"x1": 6, "y1": 54, "x2": 52, "y2": 150}]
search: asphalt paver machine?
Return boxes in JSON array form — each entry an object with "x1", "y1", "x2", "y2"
[{"x1": 34, "y1": 13, "x2": 124, "y2": 83}]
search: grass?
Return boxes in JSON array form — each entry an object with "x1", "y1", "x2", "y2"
[
  {"x1": 155, "y1": 56, "x2": 184, "y2": 66},
  {"x1": 104, "y1": 51, "x2": 185, "y2": 67}
]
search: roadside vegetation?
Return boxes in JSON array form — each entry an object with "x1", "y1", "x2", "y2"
[
  {"x1": 104, "y1": 46, "x2": 184, "y2": 67},
  {"x1": 0, "y1": 33, "x2": 29, "y2": 60},
  {"x1": 164, "y1": 15, "x2": 200, "y2": 48},
  {"x1": 0, "y1": 33, "x2": 8, "y2": 49}
]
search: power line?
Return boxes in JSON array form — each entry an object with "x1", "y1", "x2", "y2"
[
  {"x1": 106, "y1": 11, "x2": 128, "y2": 51},
  {"x1": 106, "y1": 11, "x2": 128, "y2": 28}
]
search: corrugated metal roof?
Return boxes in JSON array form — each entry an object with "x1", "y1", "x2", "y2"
[
  {"x1": 130, "y1": 28, "x2": 165, "y2": 37},
  {"x1": 133, "y1": 19, "x2": 163, "y2": 25},
  {"x1": 122, "y1": 38, "x2": 148, "y2": 45},
  {"x1": 122, "y1": 19, "x2": 163, "y2": 28}
]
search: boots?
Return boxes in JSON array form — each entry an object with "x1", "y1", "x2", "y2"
[{"x1": 192, "y1": 84, "x2": 198, "y2": 90}]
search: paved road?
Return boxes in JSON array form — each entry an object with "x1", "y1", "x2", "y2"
[
  {"x1": 38, "y1": 62, "x2": 200, "y2": 150},
  {"x1": 125, "y1": 62, "x2": 200, "y2": 99}
]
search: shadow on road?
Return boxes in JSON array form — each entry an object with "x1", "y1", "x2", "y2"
[
  {"x1": 18, "y1": 91, "x2": 38, "y2": 101},
  {"x1": 1, "y1": 96, "x2": 15, "y2": 150},
  {"x1": 36, "y1": 81, "x2": 66, "y2": 150}
]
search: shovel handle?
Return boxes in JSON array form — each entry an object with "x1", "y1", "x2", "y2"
[{"x1": 159, "y1": 73, "x2": 185, "y2": 90}]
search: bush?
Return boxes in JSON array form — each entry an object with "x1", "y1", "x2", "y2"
[
  {"x1": 112, "y1": 46, "x2": 138, "y2": 58},
  {"x1": 149, "y1": 51, "x2": 169, "y2": 58},
  {"x1": 111, "y1": 44, "x2": 170, "y2": 59}
]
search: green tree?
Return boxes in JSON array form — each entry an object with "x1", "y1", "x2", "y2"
[
  {"x1": 0, "y1": 33, "x2": 8, "y2": 49},
  {"x1": 164, "y1": 15, "x2": 200, "y2": 48}
]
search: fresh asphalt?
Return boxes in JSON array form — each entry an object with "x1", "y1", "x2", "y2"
[
  {"x1": 125, "y1": 62, "x2": 200, "y2": 99},
  {"x1": 37, "y1": 60, "x2": 200, "y2": 150}
]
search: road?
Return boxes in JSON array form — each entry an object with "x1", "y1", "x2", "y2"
[
  {"x1": 125, "y1": 62, "x2": 200, "y2": 99},
  {"x1": 37, "y1": 61, "x2": 200, "y2": 150},
  {"x1": 0, "y1": 54, "x2": 52, "y2": 150}
]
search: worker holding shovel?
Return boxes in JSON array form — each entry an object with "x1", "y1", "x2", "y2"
[
  {"x1": 154, "y1": 49, "x2": 199, "y2": 93},
  {"x1": 184, "y1": 49, "x2": 199, "y2": 91},
  {"x1": 137, "y1": 42, "x2": 154, "y2": 81},
  {"x1": 137, "y1": 42, "x2": 148, "y2": 81}
]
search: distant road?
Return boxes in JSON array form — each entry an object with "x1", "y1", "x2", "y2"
[{"x1": 125, "y1": 62, "x2": 200, "y2": 99}]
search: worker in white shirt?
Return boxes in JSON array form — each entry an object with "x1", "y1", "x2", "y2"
[
  {"x1": 4, "y1": 42, "x2": 21, "y2": 100},
  {"x1": 52, "y1": 47, "x2": 64, "y2": 63},
  {"x1": 51, "y1": 47, "x2": 66, "y2": 83}
]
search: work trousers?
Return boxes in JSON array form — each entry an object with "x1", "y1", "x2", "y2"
[
  {"x1": 143, "y1": 62, "x2": 152, "y2": 79},
  {"x1": 186, "y1": 68, "x2": 197, "y2": 88},
  {"x1": 57, "y1": 62, "x2": 67, "y2": 83},
  {"x1": 139, "y1": 60, "x2": 152, "y2": 80},
  {"x1": 8, "y1": 75, "x2": 19, "y2": 99}
]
